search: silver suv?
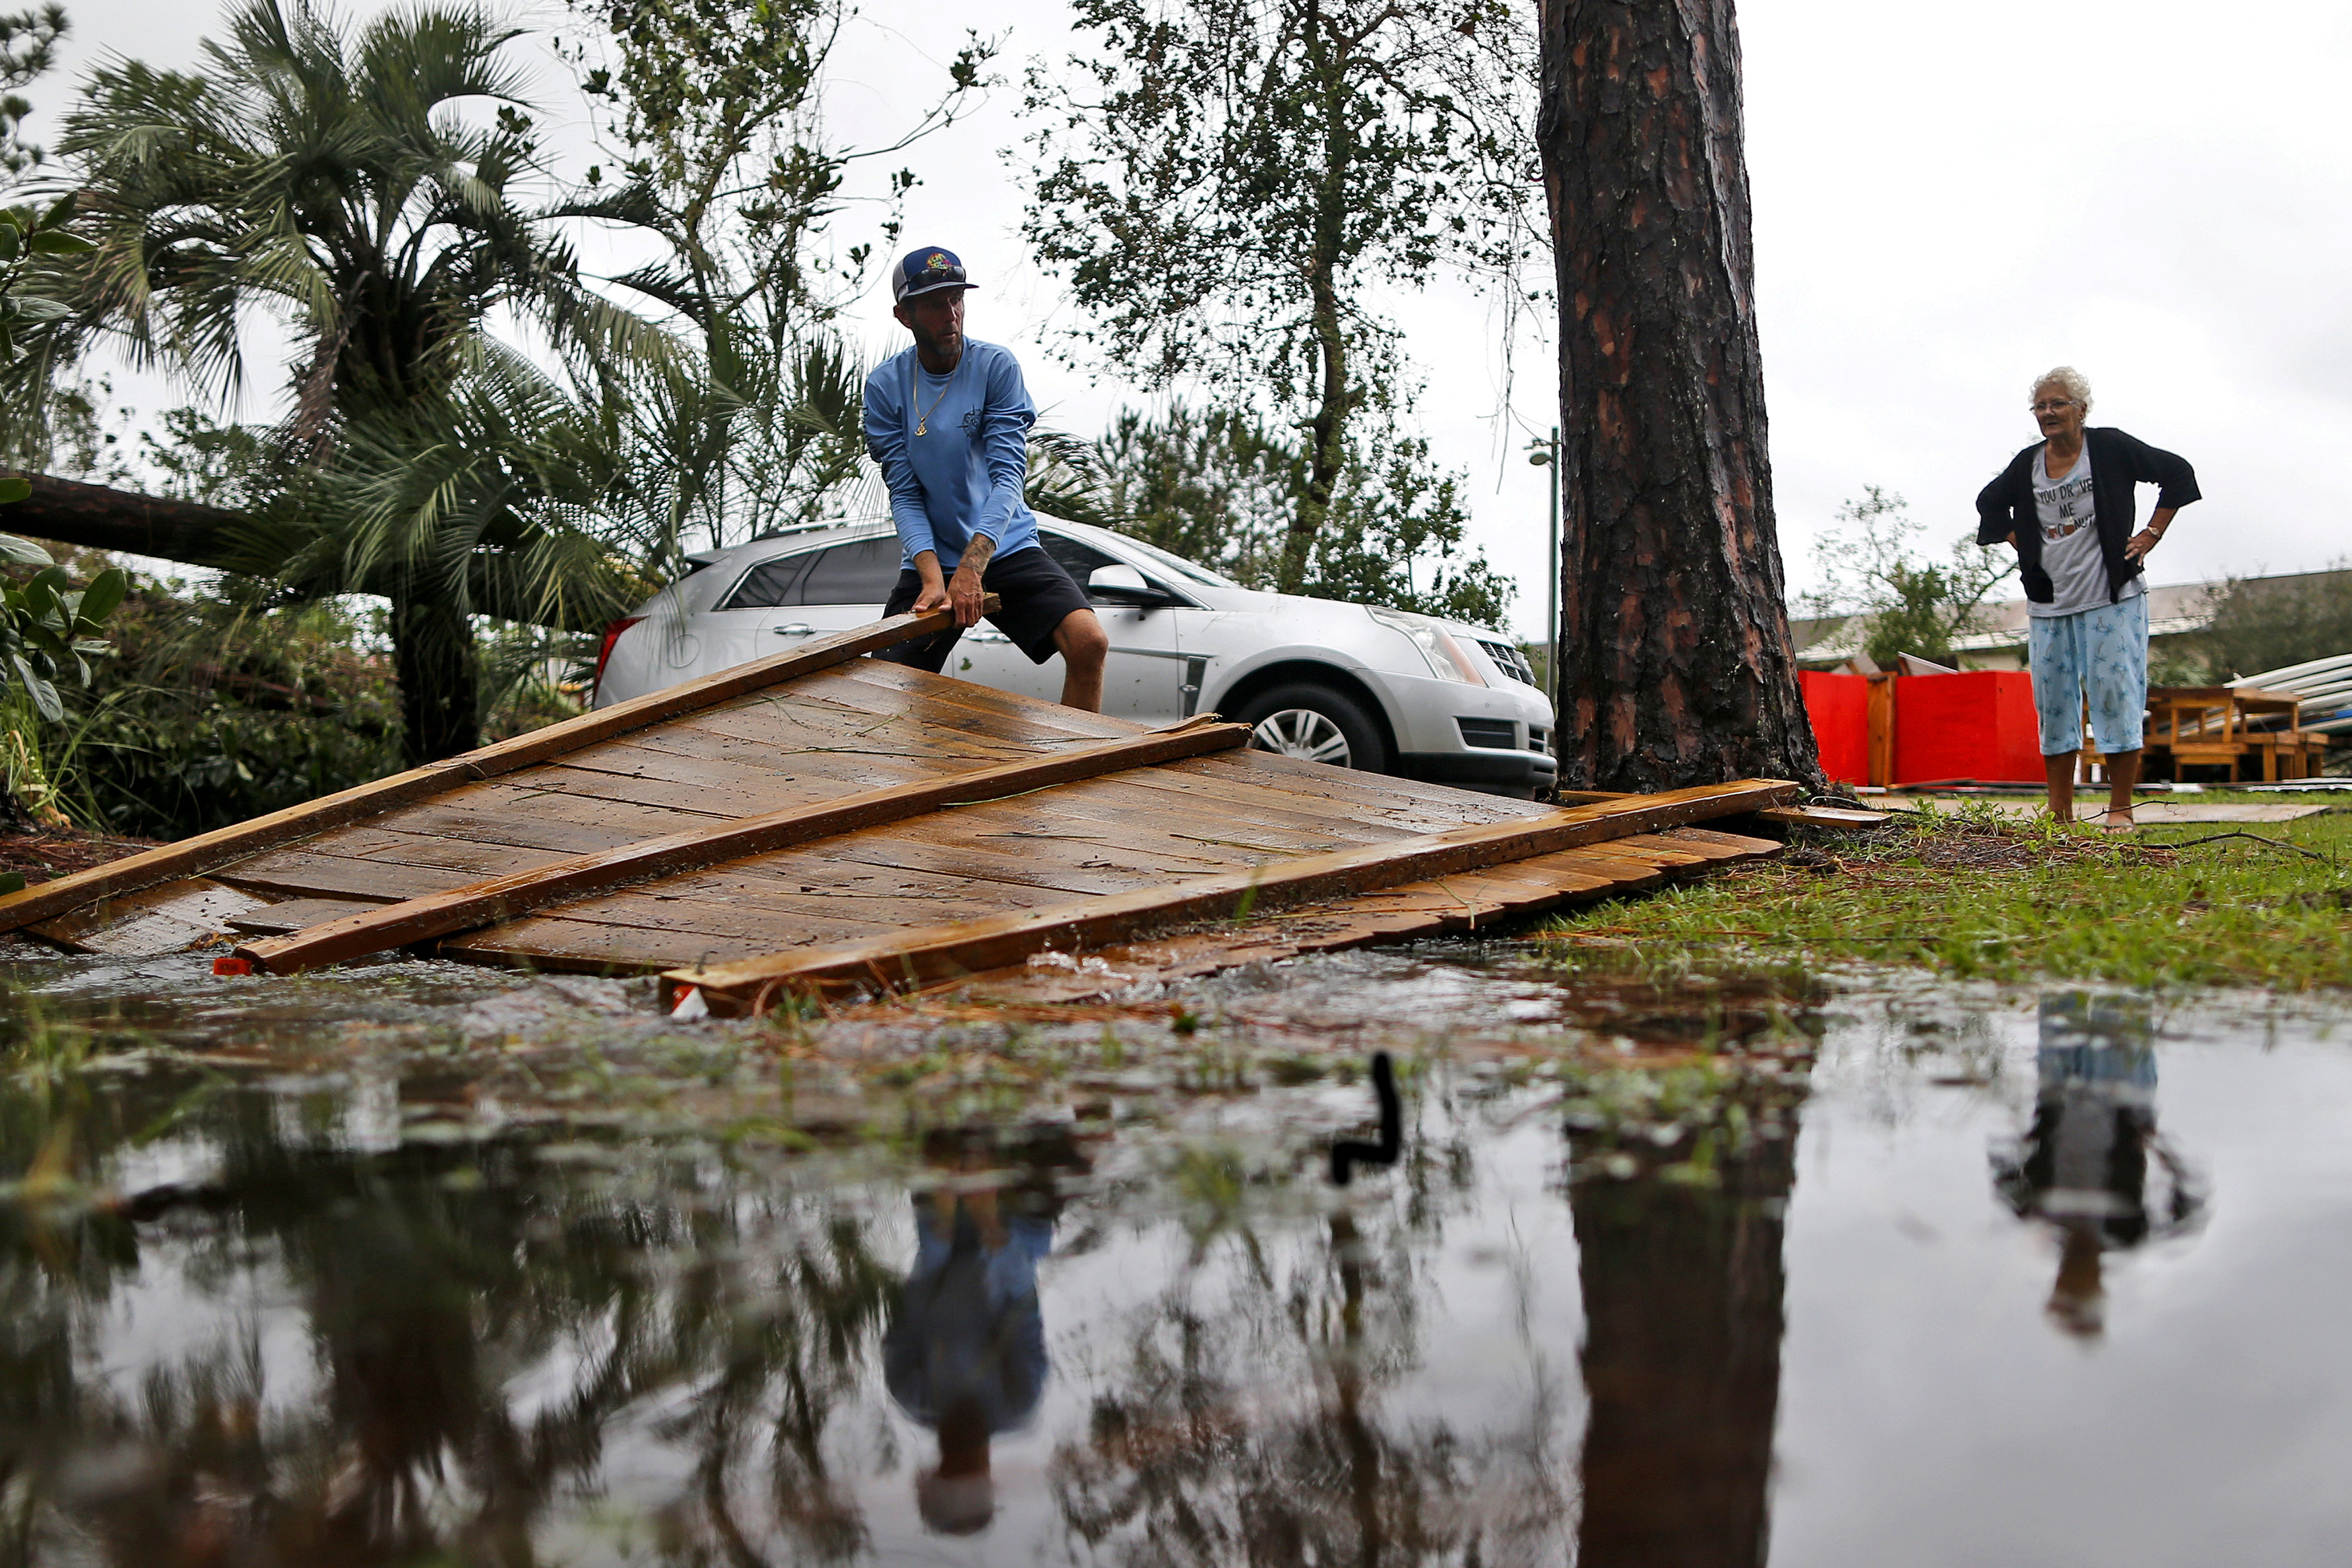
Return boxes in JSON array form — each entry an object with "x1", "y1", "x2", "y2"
[{"x1": 591, "y1": 518, "x2": 1557, "y2": 796}]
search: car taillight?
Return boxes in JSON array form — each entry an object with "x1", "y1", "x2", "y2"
[{"x1": 589, "y1": 616, "x2": 644, "y2": 705}]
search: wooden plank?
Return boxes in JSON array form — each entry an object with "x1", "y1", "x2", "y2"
[
  {"x1": 676, "y1": 676, "x2": 1085, "y2": 750},
  {"x1": 0, "y1": 603, "x2": 991, "y2": 934},
  {"x1": 933, "y1": 780, "x2": 1374, "y2": 864},
  {"x1": 665, "y1": 779, "x2": 1802, "y2": 1011},
  {"x1": 974, "y1": 771, "x2": 1422, "y2": 855},
  {"x1": 710, "y1": 672, "x2": 1113, "y2": 754},
  {"x1": 1181, "y1": 747, "x2": 1553, "y2": 824},
  {"x1": 823, "y1": 658, "x2": 1141, "y2": 741},
  {"x1": 335, "y1": 793, "x2": 712, "y2": 857},
  {"x1": 25, "y1": 878, "x2": 270, "y2": 955},
  {"x1": 950, "y1": 826, "x2": 1782, "y2": 1003},
  {"x1": 874, "y1": 808, "x2": 1249, "y2": 877},
  {"x1": 532, "y1": 723, "x2": 1005, "y2": 805},
  {"x1": 1112, "y1": 754, "x2": 1526, "y2": 835},
  {"x1": 1586, "y1": 834, "x2": 1714, "y2": 869},
  {"x1": 809, "y1": 828, "x2": 1187, "y2": 898},
  {"x1": 212, "y1": 851, "x2": 490, "y2": 903},
  {"x1": 333, "y1": 831, "x2": 581, "y2": 879},
  {"x1": 555, "y1": 880, "x2": 1046, "y2": 936},
  {"x1": 1755, "y1": 803, "x2": 1890, "y2": 830},
  {"x1": 592, "y1": 852, "x2": 1075, "y2": 912},
  {"x1": 435, "y1": 916, "x2": 722, "y2": 974},
  {"x1": 233, "y1": 720, "x2": 1251, "y2": 975},
  {"x1": 1213, "y1": 746, "x2": 1560, "y2": 818},
  {"x1": 225, "y1": 897, "x2": 394, "y2": 937},
  {"x1": 472, "y1": 888, "x2": 909, "y2": 946},
  {"x1": 1655, "y1": 826, "x2": 1783, "y2": 857},
  {"x1": 573, "y1": 725, "x2": 1029, "y2": 808},
  {"x1": 488, "y1": 760, "x2": 805, "y2": 821}
]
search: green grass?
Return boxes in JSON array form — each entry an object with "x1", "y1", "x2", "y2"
[{"x1": 1533, "y1": 793, "x2": 2352, "y2": 992}]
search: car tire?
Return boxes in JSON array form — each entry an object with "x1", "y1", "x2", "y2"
[{"x1": 1235, "y1": 683, "x2": 1389, "y2": 773}]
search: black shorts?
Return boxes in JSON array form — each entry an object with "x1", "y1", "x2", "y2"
[{"x1": 876, "y1": 543, "x2": 1092, "y2": 672}]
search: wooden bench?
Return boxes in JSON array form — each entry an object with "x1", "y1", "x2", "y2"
[{"x1": 2129, "y1": 687, "x2": 2307, "y2": 783}]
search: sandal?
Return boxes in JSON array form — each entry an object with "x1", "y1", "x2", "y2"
[{"x1": 2095, "y1": 811, "x2": 2137, "y2": 835}]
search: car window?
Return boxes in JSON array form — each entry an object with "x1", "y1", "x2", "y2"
[
  {"x1": 1040, "y1": 530, "x2": 1120, "y2": 582},
  {"x1": 724, "y1": 535, "x2": 902, "y2": 609},
  {"x1": 722, "y1": 551, "x2": 817, "y2": 609},
  {"x1": 1105, "y1": 533, "x2": 1241, "y2": 589},
  {"x1": 798, "y1": 535, "x2": 904, "y2": 603}
]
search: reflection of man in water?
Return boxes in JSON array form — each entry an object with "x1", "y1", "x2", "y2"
[
  {"x1": 883, "y1": 1147, "x2": 1058, "y2": 1536},
  {"x1": 1992, "y1": 992, "x2": 2203, "y2": 1338}
]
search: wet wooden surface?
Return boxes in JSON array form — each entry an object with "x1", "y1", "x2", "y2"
[
  {"x1": 663, "y1": 784, "x2": 1796, "y2": 1013},
  {"x1": 15, "y1": 623, "x2": 1796, "y2": 989},
  {"x1": 937, "y1": 826, "x2": 1786, "y2": 1005}
]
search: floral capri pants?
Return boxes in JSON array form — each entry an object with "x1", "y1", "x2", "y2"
[{"x1": 2028, "y1": 593, "x2": 2149, "y2": 757}]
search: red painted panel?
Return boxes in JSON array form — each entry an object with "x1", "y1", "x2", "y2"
[
  {"x1": 1892, "y1": 671, "x2": 2044, "y2": 785},
  {"x1": 1799, "y1": 670, "x2": 1871, "y2": 786}
]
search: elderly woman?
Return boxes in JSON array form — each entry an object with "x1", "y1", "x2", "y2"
[{"x1": 1976, "y1": 367, "x2": 2200, "y2": 830}]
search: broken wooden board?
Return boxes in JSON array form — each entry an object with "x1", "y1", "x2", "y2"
[
  {"x1": 658, "y1": 787, "x2": 1796, "y2": 1016},
  {"x1": 26, "y1": 878, "x2": 272, "y2": 957},
  {"x1": 0, "y1": 600, "x2": 1003, "y2": 933},
  {"x1": 947, "y1": 826, "x2": 1786, "y2": 1004},
  {"x1": 1756, "y1": 803, "x2": 1890, "y2": 830},
  {"x1": 230, "y1": 717, "x2": 1249, "y2": 975},
  {"x1": 1560, "y1": 788, "x2": 1888, "y2": 833},
  {"x1": 7, "y1": 605, "x2": 1798, "y2": 1002}
]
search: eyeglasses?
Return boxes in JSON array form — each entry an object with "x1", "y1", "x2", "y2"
[{"x1": 2030, "y1": 399, "x2": 2077, "y2": 414}]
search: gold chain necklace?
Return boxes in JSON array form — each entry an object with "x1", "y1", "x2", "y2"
[{"x1": 909, "y1": 351, "x2": 964, "y2": 438}]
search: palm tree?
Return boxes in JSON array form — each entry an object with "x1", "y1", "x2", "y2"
[{"x1": 60, "y1": 0, "x2": 666, "y2": 761}]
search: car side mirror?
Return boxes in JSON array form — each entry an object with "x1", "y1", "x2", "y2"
[{"x1": 1087, "y1": 563, "x2": 1169, "y2": 606}]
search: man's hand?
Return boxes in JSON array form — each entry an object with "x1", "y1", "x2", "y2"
[
  {"x1": 949, "y1": 564, "x2": 986, "y2": 626},
  {"x1": 909, "y1": 552, "x2": 948, "y2": 615},
  {"x1": 948, "y1": 534, "x2": 995, "y2": 627}
]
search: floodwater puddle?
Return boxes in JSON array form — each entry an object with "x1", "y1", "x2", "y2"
[{"x1": 1, "y1": 941, "x2": 2349, "y2": 1565}]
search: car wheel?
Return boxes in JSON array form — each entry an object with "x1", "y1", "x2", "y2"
[{"x1": 1236, "y1": 683, "x2": 1388, "y2": 773}]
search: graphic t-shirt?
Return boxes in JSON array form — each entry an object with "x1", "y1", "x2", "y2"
[{"x1": 2029, "y1": 444, "x2": 2142, "y2": 617}]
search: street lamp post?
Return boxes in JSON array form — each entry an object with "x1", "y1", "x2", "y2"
[{"x1": 1526, "y1": 427, "x2": 1561, "y2": 717}]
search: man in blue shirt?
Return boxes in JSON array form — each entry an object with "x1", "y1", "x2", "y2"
[{"x1": 865, "y1": 247, "x2": 1109, "y2": 710}]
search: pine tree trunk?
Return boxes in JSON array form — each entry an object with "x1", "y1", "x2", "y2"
[
  {"x1": 1570, "y1": 1117, "x2": 1793, "y2": 1567},
  {"x1": 1535, "y1": 0, "x2": 1821, "y2": 791},
  {"x1": 390, "y1": 593, "x2": 480, "y2": 765}
]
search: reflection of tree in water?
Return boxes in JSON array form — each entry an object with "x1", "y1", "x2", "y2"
[
  {"x1": 1049, "y1": 1118, "x2": 1573, "y2": 1567},
  {"x1": 1564, "y1": 1073, "x2": 1802, "y2": 1568},
  {"x1": 0, "y1": 1076, "x2": 908, "y2": 1565},
  {"x1": 1992, "y1": 992, "x2": 2206, "y2": 1339}
]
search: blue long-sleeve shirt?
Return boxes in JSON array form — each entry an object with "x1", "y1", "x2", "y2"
[{"x1": 864, "y1": 339, "x2": 1041, "y2": 572}]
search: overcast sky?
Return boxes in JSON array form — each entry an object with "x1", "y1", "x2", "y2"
[{"x1": 29, "y1": 0, "x2": 2352, "y2": 638}]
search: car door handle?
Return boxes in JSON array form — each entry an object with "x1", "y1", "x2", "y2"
[{"x1": 771, "y1": 623, "x2": 814, "y2": 637}]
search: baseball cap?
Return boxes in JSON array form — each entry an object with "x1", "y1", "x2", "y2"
[{"x1": 893, "y1": 247, "x2": 974, "y2": 303}]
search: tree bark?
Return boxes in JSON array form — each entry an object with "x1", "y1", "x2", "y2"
[
  {"x1": 2, "y1": 474, "x2": 243, "y2": 569},
  {"x1": 391, "y1": 593, "x2": 482, "y2": 766},
  {"x1": 1570, "y1": 1107, "x2": 1795, "y2": 1568},
  {"x1": 1536, "y1": 0, "x2": 1821, "y2": 790},
  {"x1": 1281, "y1": 0, "x2": 1357, "y2": 597}
]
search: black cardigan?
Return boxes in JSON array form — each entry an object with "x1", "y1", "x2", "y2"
[{"x1": 1975, "y1": 427, "x2": 2201, "y2": 605}]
